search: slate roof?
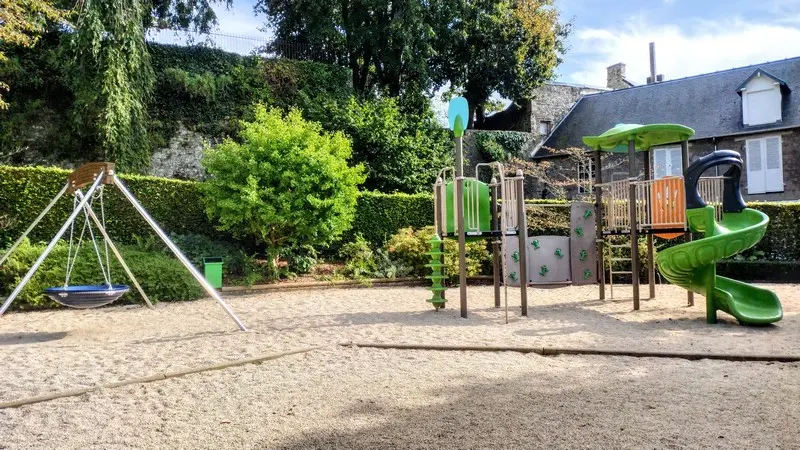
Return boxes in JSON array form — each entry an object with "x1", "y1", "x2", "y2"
[{"x1": 538, "y1": 56, "x2": 800, "y2": 158}]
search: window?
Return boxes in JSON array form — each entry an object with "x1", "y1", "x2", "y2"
[
  {"x1": 741, "y1": 73, "x2": 782, "y2": 126},
  {"x1": 746, "y1": 135, "x2": 783, "y2": 194},
  {"x1": 652, "y1": 147, "x2": 683, "y2": 179},
  {"x1": 538, "y1": 120, "x2": 551, "y2": 135},
  {"x1": 577, "y1": 158, "x2": 594, "y2": 194}
]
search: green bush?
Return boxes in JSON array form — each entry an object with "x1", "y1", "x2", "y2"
[
  {"x1": 385, "y1": 226, "x2": 491, "y2": 279},
  {"x1": 0, "y1": 238, "x2": 203, "y2": 310},
  {"x1": 339, "y1": 234, "x2": 413, "y2": 279},
  {"x1": 202, "y1": 106, "x2": 366, "y2": 275},
  {"x1": 475, "y1": 131, "x2": 532, "y2": 161},
  {"x1": 315, "y1": 96, "x2": 453, "y2": 194}
]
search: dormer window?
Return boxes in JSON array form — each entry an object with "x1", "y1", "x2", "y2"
[{"x1": 737, "y1": 69, "x2": 790, "y2": 127}]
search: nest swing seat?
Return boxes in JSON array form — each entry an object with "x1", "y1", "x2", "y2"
[
  {"x1": 43, "y1": 182, "x2": 131, "y2": 309},
  {"x1": 0, "y1": 162, "x2": 248, "y2": 331}
]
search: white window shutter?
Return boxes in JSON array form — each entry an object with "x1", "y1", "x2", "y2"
[
  {"x1": 654, "y1": 149, "x2": 667, "y2": 179},
  {"x1": 764, "y1": 136, "x2": 783, "y2": 192},
  {"x1": 669, "y1": 148, "x2": 683, "y2": 176},
  {"x1": 746, "y1": 139, "x2": 766, "y2": 194}
]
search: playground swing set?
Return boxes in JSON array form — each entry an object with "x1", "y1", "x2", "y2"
[
  {"x1": 0, "y1": 163, "x2": 248, "y2": 331},
  {"x1": 427, "y1": 97, "x2": 783, "y2": 326}
]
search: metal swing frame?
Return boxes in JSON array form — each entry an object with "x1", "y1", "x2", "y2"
[{"x1": 0, "y1": 163, "x2": 247, "y2": 331}]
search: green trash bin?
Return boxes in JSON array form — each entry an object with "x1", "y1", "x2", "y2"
[{"x1": 203, "y1": 257, "x2": 223, "y2": 289}]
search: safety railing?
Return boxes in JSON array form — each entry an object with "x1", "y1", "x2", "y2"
[{"x1": 597, "y1": 176, "x2": 725, "y2": 232}]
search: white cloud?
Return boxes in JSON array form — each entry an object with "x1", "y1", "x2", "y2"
[{"x1": 565, "y1": 18, "x2": 800, "y2": 87}]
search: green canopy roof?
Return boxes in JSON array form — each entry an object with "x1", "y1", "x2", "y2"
[{"x1": 582, "y1": 123, "x2": 695, "y2": 152}]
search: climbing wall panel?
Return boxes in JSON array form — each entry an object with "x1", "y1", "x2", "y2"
[
  {"x1": 570, "y1": 201, "x2": 598, "y2": 285},
  {"x1": 503, "y1": 235, "x2": 522, "y2": 287},
  {"x1": 527, "y1": 236, "x2": 571, "y2": 284}
]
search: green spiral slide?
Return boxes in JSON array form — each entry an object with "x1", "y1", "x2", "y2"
[{"x1": 656, "y1": 150, "x2": 782, "y2": 325}]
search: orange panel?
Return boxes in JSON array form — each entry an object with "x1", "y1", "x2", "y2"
[{"x1": 650, "y1": 176, "x2": 685, "y2": 240}]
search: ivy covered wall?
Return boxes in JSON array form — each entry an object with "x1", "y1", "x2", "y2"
[{"x1": 0, "y1": 37, "x2": 353, "y2": 176}]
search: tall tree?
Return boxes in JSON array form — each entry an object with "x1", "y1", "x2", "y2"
[
  {"x1": 432, "y1": 0, "x2": 569, "y2": 127},
  {"x1": 255, "y1": 0, "x2": 436, "y2": 98},
  {"x1": 146, "y1": 0, "x2": 231, "y2": 32},
  {"x1": 69, "y1": 0, "x2": 154, "y2": 171},
  {"x1": 0, "y1": 0, "x2": 66, "y2": 109}
]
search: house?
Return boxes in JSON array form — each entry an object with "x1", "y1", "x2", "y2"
[{"x1": 537, "y1": 56, "x2": 800, "y2": 202}]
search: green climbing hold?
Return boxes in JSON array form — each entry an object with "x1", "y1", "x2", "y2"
[
  {"x1": 575, "y1": 226, "x2": 584, "y2": 237},
  {"x1": 512, "y1": 251, "x2": 520, "y2": 262},
  {"x1": 539, "y1": 265, "x2": 549, "y2": 277},
  {"x1": 584, "y1": 209, "x2": 593, "y2": 219},
  {"x1": 554, "y1": 248, "x2": 563, "y2": 258},
  {"x1": 579, "y1": 249, "x2": 588, "y2": 261},
  {"x1": 509, "y1": 271, "x2": 518, "y2": 282},
  {"x1": 532, "y1": 239, "x2": 540, "y2": 249},
  {"x1": 425, "y1": 234, "x2": 446, "y2": 310},
  {"x1": 584, "y1": 269, "x2": 592, "y2": 280}
]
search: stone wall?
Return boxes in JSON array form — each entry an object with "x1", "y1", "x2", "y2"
[
  {"x1": 148, "y1": 125, "x2": 207, "y2": 180},
  {"x1": 528, "y1": 83, "x2": 606, "y2": 147}
]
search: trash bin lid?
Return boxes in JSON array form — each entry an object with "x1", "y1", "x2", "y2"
[{"x1": 203, "y1": 257, "x2": 223, "y2": 264}]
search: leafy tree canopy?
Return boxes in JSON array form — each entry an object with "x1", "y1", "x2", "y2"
[
  {"x1": 255, "y1": 0, "x2": 437, "y2": 99},
  {"x1": 69, "y1": 0, "x2": 154, "y2": 171},
  {"x1": 0, "y1": 0, "x2": 66, "y2": 109},
  {"x1": 146, "y1": 0, "x2": 231, "y2": 32},
  {"x1": 433, "y1": 0, "x2": 570, "y2": 127}
]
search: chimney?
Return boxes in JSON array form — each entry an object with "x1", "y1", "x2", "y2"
[
  {"x1": 606, "y1": 63, "x2": 628, "y2": 90},
  {"x1": 646, "y1": 42, "x2": 664, "y2": 84}
]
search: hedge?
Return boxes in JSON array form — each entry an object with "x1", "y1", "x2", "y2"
[
  {"x1": 0, "y1": 166, "x2": 432, "y2": 250},
  {"x1": 3, "y1": 165, "x2": 799, "y2": 262},
  {"x1": 0, "y1": 166, "x2": 215, "y2": 249}
]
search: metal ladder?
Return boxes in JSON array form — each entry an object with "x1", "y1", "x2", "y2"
[{"x1": 607, "y1": 239, "x2": 632, "y2": 299}]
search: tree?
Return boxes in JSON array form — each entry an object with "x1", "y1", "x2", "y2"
[
  {"x1": 314, "y1": 96, "x2": 453, "y2": 193},
  {"x1": 69, "y1": 0, "x2": 154, "y2": 171},
  {"x1": 432, "y1": 0, "x2": 569, "y2": 127},
  {"x1": 146, "y1": 0, "x2": 231, "y2": 32},
  {"x1": 255, "y1": 0, "x2": 436, "y2": 99},
  {"x1": 0, "y1": 0, "x2": 66, "y2": 109},
  {"x1": 201, "y1": 105, "x2": 366, "y2": 272}
]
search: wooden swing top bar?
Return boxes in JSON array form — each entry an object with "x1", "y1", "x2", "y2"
[{"x1": 67, "y1": 162, "x2": 116, "y2": 194}]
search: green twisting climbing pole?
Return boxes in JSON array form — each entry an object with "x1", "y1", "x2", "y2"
[{"x1": 425, "y1": 234, "x2": 447, "y2": 310}]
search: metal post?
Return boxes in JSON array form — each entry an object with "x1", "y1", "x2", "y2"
[
  {"x1": 681, "y1": 140, "x2": 694, "y2": 307},
  {"x1": 0, "y1": 175, "x2": 105, "y2": 317},
  {"x1": 456, "y1": 176, "x2": 467, "y2": 318},
  {"x1": 491, "y1": 178, "x2": 500, "y2": 308},
  {"x1": 628, "y1": 139, "x2": 640, "y2": 310},
  {"x1": 75, "y1": 192, "x2": 154, "y2": 309},
  {"x1": 515, "y1": 171, "x2": 528, "y2": 316},
  {"x1": 594, "y1": 150, "x2": 605, "y2": 300},
  {"x1": 0, "y1": 183, "x2": 69, "y2": 268},
  {"x1": 644, "y1": 151, "x2": 655, "y2": 299},
  {"x1": 112, "y1": 175, "x2": 247, "y2": 331},
  {"x1": 455, "y1": 135, "x2": 464, "y2": 178}
]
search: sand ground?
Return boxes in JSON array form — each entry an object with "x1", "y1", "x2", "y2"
[{"x1": 0, "y1": 283, "x2": 798, "y2": 448}]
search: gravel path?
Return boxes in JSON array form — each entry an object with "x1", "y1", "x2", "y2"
[{"x1": 0, "y1": 284, "x2": 798, "y2": 448}]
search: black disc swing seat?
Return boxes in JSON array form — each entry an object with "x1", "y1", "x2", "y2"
[{"x1": 43, "y1": 185, "x2": 130, "y2": 309}]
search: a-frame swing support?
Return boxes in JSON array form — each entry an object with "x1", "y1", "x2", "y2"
[{"x1": 0, "y1": 166, "x2": 247, "y2": 331}]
